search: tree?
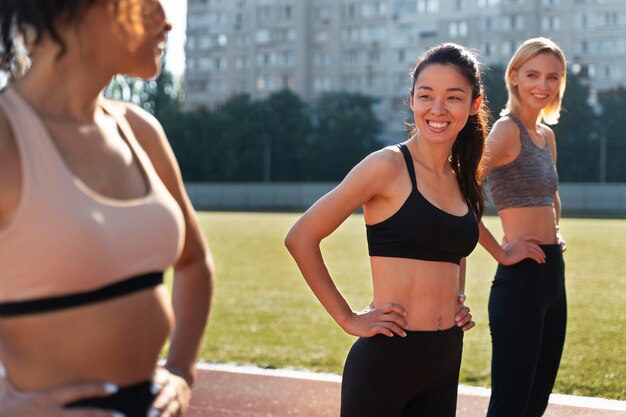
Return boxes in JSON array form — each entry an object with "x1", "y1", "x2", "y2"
[
  {"x1": 482, "y1": 65, "x2": 507, "y2": 122},
  {"x1": 599, "y1": 90, "x2": 626, "y2": 182},
  {"x1": 103, "y1": 50, "x2": 181, "y2": 120},
  {"x1": 257, "y1": 90, "x2": 312, "y2": 181},
  {"x1": 553, "y1": 72, "x2": 598, "y2": 182},
  {"x1": 308, "y1": 92, "x2": 384, "y2": 181}
]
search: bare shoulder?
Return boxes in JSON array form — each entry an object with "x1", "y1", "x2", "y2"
[
  {"x1": 0, "y1": 102, "x2": 17, "y2": 170},
  {"x1": 539, "y1": 123, "x2": 556, "y2": 144},
  {"x1": 351, "y1": 145, "x2": 405, "y2": 185},
  {"x1": 102, "y1": 99, "x2": 181, "y2": 188},
  {"x1": 483, "y1": 117, "x2": 522, "y2": 171},
  {"x1": 103, "y1": 99, "x2": 165, "y2": 151},
  {"x1": 488, "y1": 116, "x2": 520, "y2": 145},
  {"x1": 539, "y1": 123, "x2": 557, "y2": 159},
  {"x1": 0, "y1": 101, "x2": 21, "y2": 227}
]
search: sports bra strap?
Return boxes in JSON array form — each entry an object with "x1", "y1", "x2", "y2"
[{"x1": 398, "y1": 143, "x2": 417, "y2": 190}]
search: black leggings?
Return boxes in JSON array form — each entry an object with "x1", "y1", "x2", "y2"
[
  {"x1": 65, "y1": 380, "x2": 155, "y2": 417},
  {"x1": 487, "y1": 244, "x2": 567, "y2": 417},
  {"x1": 341, "y1": 326, "x2": 463, "y2": 417}
]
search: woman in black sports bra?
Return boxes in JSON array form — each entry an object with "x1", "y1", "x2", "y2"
[
  {"x1": 286, "y1": 43, "x2": 488, "y2": 417},
  {"x1": 0, "y1": 1, "x2": 213, "y2": 416}
]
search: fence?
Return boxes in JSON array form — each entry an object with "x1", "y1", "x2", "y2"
[{"x1": 186, "y1": 183, "x2": 626, "y2": 217}]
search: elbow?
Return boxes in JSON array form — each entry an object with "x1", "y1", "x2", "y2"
[{"x1": 284, "y1": 227, "x2": 298, "y2": 254}]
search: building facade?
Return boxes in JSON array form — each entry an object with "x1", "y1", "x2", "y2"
[{"x1": 184, "y1": 0, "x2": 626, "y2": 142}]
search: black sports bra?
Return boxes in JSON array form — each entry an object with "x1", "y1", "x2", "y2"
[
  {"x1": 0, "y1": 272, "x2": 162, "y2": 317},
  {"x1": 366, "y1": 144, "x2": 478, "y2": 265}
]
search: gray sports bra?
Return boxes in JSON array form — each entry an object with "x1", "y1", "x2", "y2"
[{"x1": 487, "y1": 114, "x2": 558, "y2": 211}]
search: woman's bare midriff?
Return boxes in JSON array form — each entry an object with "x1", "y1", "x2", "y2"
[
  {"x1": 498, "y1": 206, "x2": 558, "y2": 244},
  {"x1": 370, "y1": 257, "x2": 462, "y2": 331},
  {"x1": 0, "y1": 285, "x2": 173, "y2": 391}
]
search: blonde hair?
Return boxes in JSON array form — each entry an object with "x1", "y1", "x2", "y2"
[{"x1": 501, "y1": 37, "x2": 567, "y2": 125}]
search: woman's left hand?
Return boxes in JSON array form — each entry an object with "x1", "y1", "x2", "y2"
[
  {"x1": 455, "y1": 294, "x2": 475, "y2": 331},
  {"x1": 148, "y1": 367, "x2": 191, "y2": 417},
  {"x1": 556, "y1": 232, "x2": 567, "y2": 253}
]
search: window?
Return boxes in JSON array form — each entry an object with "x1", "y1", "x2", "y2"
[
  {"x1": 236, "y1": 35, "x2": 250, "y2": 48},
  {"x1": 343, "y1": 3, "x2": 358, "y2": 20},
  {"x1": 368, "y1": 49, "x2": 381, "y2": 64},
  {"x1": 278, "y1": 51, "x2": 295, "y2": 68},
  {"x1": 235, "y1": 57, "x2": 248, "y2": 70},
  {"x1": 605, "y1": 12, "x2": 618, "y2": 25},
  {"x1": 397, "y1": 49, "x2": 405, "y2": 63},
  {"x1": 417, "y1": 0, "x2": 438, "y2": 14},
  {"x1": 315, "y1": 6, "x2": 331, "y2": 23},
  {"x1": 542, "y1": 16, "x2": 560, "y2": 32},
  {"x1": 187, "y1": 13, "x2": 211, "y2": 30},
  {"x1": 482, "y1": 42, "x2": 494, "y2": 57},
  {"x1": 314, "y1": 52, "x2": 330, "y2": 68},
  {"x1": 503, "y1": 15, "x2": 523, "y2": 31},
  {"x1": 393, "y1": 1, "x2": 416, "y2": 14},
  {"x1": 449, "y1": 21, "x2": 468, "y2": 38},
  {"x1": 501, "y1": 41, "x2": 514, "y2": 57},
  {"x1": 281, "y1": 74, "x2": 294, "y2": 89},
  {"x1": 256, "y1": 29, "x2": 271, "y2": 44},
  {"x1": 214, "y1": 57, "x2": 227, "y2": 71},
  {"x1": 344, "y1": 50, "x2": 359, "y2": 65},
  {"x1": 314, "y1": 31, "x2": 329, "y2": 43},
  {"x1": 478, "y1": 0, "x2": 501, "y2": 7},
  {"x1": 314, "y1": 76, "x2": 331, "y2": 93}
]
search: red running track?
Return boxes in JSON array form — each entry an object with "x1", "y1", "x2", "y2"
[{"x1": 185, "y1": 365, "x2": 626, "y2": 417}]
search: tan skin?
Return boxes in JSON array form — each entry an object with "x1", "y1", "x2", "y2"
[
  {"x1": 286, "y1": 64, "x2": 480, "y2": 337},
  {"x1": 0, "y1": 1, "x2": 213, "y2": 416},
  {"x1": 479, "y1": 52, "x2": 566, "y2": 263}
]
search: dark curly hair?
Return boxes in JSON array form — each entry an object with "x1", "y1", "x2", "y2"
[
  {"x1": 0, "y1": 0, "x2": 97, "y2": 75},
  {"x1": 407, "y1": 43, "x2": 489, "y2": 219}
]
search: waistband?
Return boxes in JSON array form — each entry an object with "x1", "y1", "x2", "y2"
[
  {"x1": 364, "y1": 325, "x2": 463, "y2": 365},
  {"x1": 65, "y1": 379, "x2": 155, "y2": 416},
  {"x1": 0, "y1": 272, "x2": 163, "y2": 317}
]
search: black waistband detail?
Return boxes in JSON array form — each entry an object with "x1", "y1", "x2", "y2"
[
  {"x1": 0, "y1": 272, "x2": 163, "y2": 317},
  {"x1": 65, "y1": 379, "x2": 155, "y2": 416}
]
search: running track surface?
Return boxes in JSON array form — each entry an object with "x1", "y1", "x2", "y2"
[{"x1": 186, "y1": 364, "x2": 626, "y2": 417}]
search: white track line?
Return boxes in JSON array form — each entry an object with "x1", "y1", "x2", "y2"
[{"x1": 197, "y1": 362, "x2": 626, "y2": 412}]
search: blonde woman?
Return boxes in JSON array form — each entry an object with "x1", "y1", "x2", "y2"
[{"x1": 479, "y1": 37, "x2": 568, "y2": 417}]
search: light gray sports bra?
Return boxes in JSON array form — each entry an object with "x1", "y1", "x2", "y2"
[{"x1": 487, "y1": 114, "x2": 558, "y2": 211}]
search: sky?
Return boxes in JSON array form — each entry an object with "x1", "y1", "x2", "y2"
[{"x1": 161, "y1": 0, "x2": 187, "y2": 76}]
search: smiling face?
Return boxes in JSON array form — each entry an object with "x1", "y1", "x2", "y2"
[
  {"x1": 510, "y1": 52, "x2": 564, "y2": 113},
  {"x1": 409, "y1": 63, "x2": 480, "y2": 145}
]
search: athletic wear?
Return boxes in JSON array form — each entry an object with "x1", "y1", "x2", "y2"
[
  {"x1": 487, "y1": 244, "x2": 567, "y2": 417},
  {"x1": 487, "y1": 114, "x2": 558, "y2": 211},
  {"x1": 341, "y1": 326, "x2": 463, "y2": 417},
  {"x1": 0, "y1": 87, "x2": 184, "y2": 311},
  {"x1": 0, "y1": 272, "x2": 163, "y2": 316},
  {"x1": 65, "y1": 379, "x2": 155, "y2": 416},
  {"x1": 366, "y1": 143, "x2": 478, "y2": 265}
]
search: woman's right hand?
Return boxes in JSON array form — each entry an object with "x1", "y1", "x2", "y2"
[
  {"x1": 341, "y1": 303, "x2": 408, "y2": 338},
  {"x1": 500, "y1": 235, "x2": 546, "y2": 265},
  {"x1": 0, "y1": 375, "x2": 122, "y2": 417}
]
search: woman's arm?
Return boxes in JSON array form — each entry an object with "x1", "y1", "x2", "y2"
[
  {"x1": 545, "y1": 126, "x2": 565, "y2": 251},
  {"x1": 285, "y1": 150, "x2": 408, "y2": 338},
  {"x1": 455, "y1": 258, "x2": 475, "y2": 331},
  {"x1": 123, "y1": 103, "x2": 213, "y2": 415},
  {"x1": 0, "y1": 375, "x2": 122, "y2": 417}
]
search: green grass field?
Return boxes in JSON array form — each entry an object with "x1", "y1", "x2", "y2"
[{"x1": 186, "y1": 212, "x2": 625, "y2": 400}]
